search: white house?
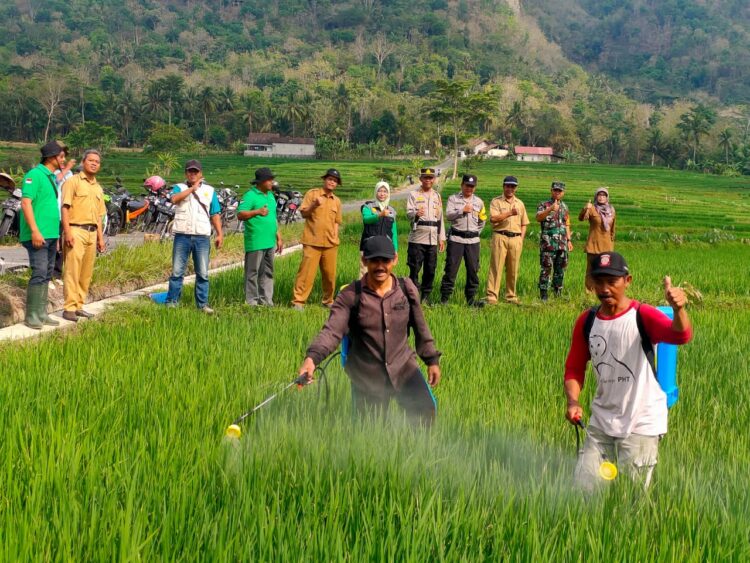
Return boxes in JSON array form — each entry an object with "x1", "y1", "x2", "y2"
[
  {"x1": 244, "y1": 133, "x2": 316, "y2": 158},
  {"x1": 466, "y1": 138, "x2": 499, "y2": 155},
  {"x1": 514, "y1": 146, "x2": 564, "y2": 163}
]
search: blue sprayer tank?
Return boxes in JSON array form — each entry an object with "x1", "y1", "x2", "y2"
[{"x1": 656, "y1": 306, "x2": 679, "y2": 407}]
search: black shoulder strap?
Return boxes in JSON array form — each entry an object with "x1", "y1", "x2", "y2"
[
  {"x1": 583, "y1": 306, "x2": 599, "y2": 342},
  {"x1": 583, "y1": 304, "x2": 656, "y2": 376},
  {"x1": 635, "y1": 304, "x2": 656, "y2": 375}
]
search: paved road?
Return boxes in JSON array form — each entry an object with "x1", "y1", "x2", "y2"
[{"x1": 0, "y1": 157, "x2": 454, "y2": 273}]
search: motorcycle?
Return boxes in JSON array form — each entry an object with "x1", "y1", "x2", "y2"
[
  {"x1": 0, "y1": 173, "x2": 21, "y2": 239},
  {"x1": 273, "y1": 184, "x2": 303, "y2": 225},
  {"x1": 105, "y1": 178, "x2": 149, "y2": 236},
  {"x1": 218, "y1": 183, "x2": 242, "y2": 234},
  {"x1": 141, "y1": 176, "x2": 171, "y2": 237}
]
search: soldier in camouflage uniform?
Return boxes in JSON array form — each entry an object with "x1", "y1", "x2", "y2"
[{"x1": 535, "y1": 181, "x2": 573, "y2": 301}]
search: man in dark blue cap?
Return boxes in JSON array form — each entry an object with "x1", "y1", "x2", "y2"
[
  {"x1": 299, "y1": 235, "x2": 441, "y2": 424},
  {"x1": 237, "y1": 167, "x2": 284, "y2": 306}
]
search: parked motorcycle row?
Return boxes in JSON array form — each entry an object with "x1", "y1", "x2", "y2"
[
  {"x1": 273, "y1": 182, "x2": 303, "y2": 225},
  {"x1": 0, "y1": 174, "x2": 305, "y2": 245}
]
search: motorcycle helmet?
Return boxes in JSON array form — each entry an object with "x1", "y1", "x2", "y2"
[{"x1": 143, "y1": 175, "x2": 167, "y2": 194}]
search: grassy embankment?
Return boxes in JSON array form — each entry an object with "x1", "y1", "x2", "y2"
[{"x1": 1, "y1": 161, "x2": 750, "y2": 558}]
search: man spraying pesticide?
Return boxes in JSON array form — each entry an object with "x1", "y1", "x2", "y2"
[
  {"x1": 563, "y1": 252, "x2": 693, "y2": 490},
  {"x1": 299, "y1": 235, "x2": 442, "y2": 425}
]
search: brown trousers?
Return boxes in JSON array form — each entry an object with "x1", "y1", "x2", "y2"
[
  {"x1": 486, "y1": 233, "x2": 524, "y2": 303},
  {"x1": 292, "y1": 245, "x2": 338, "y2": 306},
  {"x1": 63, "y1": 227, "x2": 97, "y2": 312}
]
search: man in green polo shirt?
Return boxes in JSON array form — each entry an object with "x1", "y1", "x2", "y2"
[
  {"x1": 19, "y1": 141, "x2": 66, "y2": 329},
  {"x1": 237, "y1": 167, "x2": 283, "y2": 306}
]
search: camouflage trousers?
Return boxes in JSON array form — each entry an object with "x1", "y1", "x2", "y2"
[{"x1": 539, "y1": 249, "x2": 568, "y2": 291}]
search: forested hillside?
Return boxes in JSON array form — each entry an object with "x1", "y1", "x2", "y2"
[
  {"x1": 523, "y1": 0, "x2": 750, "y2": 103},
  {"x1": 1, "y1": 0, "x2": 748, "y2": 173}
]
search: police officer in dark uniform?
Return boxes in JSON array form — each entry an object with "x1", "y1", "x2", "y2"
[{"x1": 439, "y1": 174, "x2": 486, "y2": 305}]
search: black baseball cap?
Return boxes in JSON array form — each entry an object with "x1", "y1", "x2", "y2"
[
  {"x1": 503, "y1": 175, "x2": 519, "y2": 186},
  {"x1": 185, "y1": 159, "x2": 202, "y2": 171},
  {"x1": 462, "y1": 174, "x2": 477, "y2": 186},
  {"x1": 551, "y1": 181, "x2": 565, "y2": 191},
  {"x1": 591, "y1": 252, "x2": 630, "y2": 277},
  {"x1": 362, "y1": 235, "x2": 396, "y2": 260},
  {"x1": 322, "y1": 168, "x2": 342, "y2": 185},
  {"x1": 251, "y1": 167, "x2": 275, "y2": 184},
  {"x1": 40, "y1": 140, "x2": 63, "y2": 160}
]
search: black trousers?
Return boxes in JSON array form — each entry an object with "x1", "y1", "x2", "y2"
[
  {"x1": 407, "y1": 242, "x2": 438, "y2": 300},
  {"x1": 440, "y1": 240, "x2": 480, "y2": 302}
]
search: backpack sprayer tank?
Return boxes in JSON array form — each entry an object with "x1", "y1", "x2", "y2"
[{"x1": 656, "y1": 306, "x2": 679, "y2": 408}]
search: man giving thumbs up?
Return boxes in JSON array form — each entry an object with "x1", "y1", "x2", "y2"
[{"x1": 562, "y1": 252, "x2": 693, "y2": 491}]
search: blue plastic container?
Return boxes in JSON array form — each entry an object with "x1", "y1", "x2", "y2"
[
  {"x1": 656, "y1": 306, "x2": 679, "y2": 407},
  {"x1": 150, "y1": 291, "x2": 168, "y2": 304},
  {"x1": 341, "y1": 335, "x2": 350, "y2": 367}
]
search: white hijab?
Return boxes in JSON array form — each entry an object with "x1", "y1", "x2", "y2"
[{"x1": 374, "y1": 181, "x2": 391, "y2": 211}]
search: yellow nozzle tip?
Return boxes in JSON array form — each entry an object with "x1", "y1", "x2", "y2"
[
  {"x1": 599, "y1": 461, "x2": 618, "y2": 481},
  {"x1": 225, "y1": 424, "x2": 242, "y2": 439}
]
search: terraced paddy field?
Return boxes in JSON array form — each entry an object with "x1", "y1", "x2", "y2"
[{"x1": 1, "y1": 158, "x2": 749, "y2": 559}]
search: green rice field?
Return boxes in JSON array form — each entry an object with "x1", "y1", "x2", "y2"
[{"x1": 1, "y1": 160, "x2": 750, "y2": 559}]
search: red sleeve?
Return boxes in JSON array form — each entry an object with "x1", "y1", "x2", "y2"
[
  {"x1": 564, "y1": 311, "x2": 591, "y2": 386},
  {"x1": 637, "y1": 302, "x2": 693, "y2": 345}
]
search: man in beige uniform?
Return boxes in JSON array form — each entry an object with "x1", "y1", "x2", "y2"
[
  {"x1": 486, "y1": 175, "x2": 529, "y2": 304},
  {"x1": 292, "y1": 168, "x2": 343, "y2": 310},
  {"x1": 406, "y1": 167, "x2": 446, "y2": 302},
  {"x1": 61, "y1": 149, "x2": 106, "y2": 321}
]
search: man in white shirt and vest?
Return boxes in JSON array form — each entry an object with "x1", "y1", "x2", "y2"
[{"x1": 165, "y1": 159, "x2": 224, "y2": 313}]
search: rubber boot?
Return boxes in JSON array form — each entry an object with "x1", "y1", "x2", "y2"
[
  {"x1": 24, "y1": 284, "x2": 44, "y2": 330},
  {"x1": 39, "y1": 283, "x2": 60, "y2": 326},
  {"x1": 540, "y1": 289, "x2": 548, "y2": 302}
]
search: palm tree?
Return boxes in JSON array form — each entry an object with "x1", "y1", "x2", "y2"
[
  {"x1": 278, "y1": 89, "x2": 310, "y2": 136},
  {"x1": 198, "y1": 86, "x2": 218, "y2": 144},
  {"x1": 115, "y1": 89, "x2": 139, "y2": 145},
  {"x1": 240, "y1": 90, "x2": 269, "y2": 134},
  {"x1": 144, "y1": 81, "x2": 168, "y2": 122},
  {"x1": 160, "y1": 75, "x2": 185, "y2": 126},
  {"x1": 676, "y1": 104, "x2": 717, "y2": 162},
  {"x1": 645, "y1": 128, "x2": 663, "y2": 167},
  {"x1": 718, "y1": 128, "x2": 733, "y2": 164},
  {"x1": 216, "y1": 85, "x2": 236, "y2": 114}
]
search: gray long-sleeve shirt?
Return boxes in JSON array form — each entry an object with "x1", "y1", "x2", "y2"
[
  {"x1": 306, "y1": 276, "x2": 441, "y2": 394},
  {"x1": 445, "y1": 193, "x2": 487, "y2": 244}
]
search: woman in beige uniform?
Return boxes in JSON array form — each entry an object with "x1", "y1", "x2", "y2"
[{"x1": 579, "y1": 187, "x2": 616, "y2": 291}]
